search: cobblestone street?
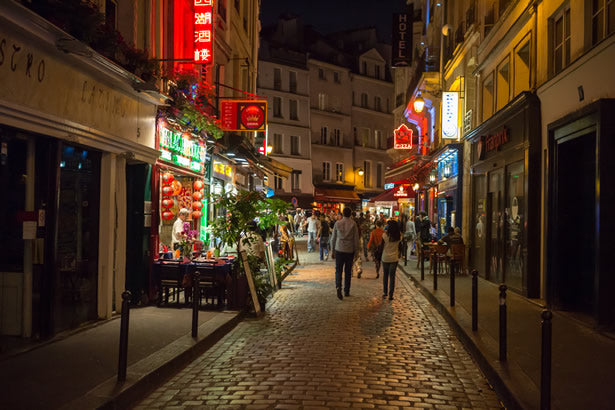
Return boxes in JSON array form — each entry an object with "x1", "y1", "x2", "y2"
[{"x1": 134, "y1": 256, "x2": 503, "y2": 409}]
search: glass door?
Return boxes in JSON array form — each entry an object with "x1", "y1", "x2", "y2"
[
  {"x1": 471, "y1": 174, "x2": 487, "y2": 277},
  {"x1": 488, "y1": 169, "x2": 504, "y2": 283}
]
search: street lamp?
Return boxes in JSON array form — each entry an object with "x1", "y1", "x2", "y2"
[
  {"x1": 414, "y1": 94, "x2": 425, "y2": 113},
  {"x1": 357, "y1": 168, "x2": 364, "y2": 176}
]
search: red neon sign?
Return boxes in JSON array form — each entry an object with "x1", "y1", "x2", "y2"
[
  {"x1": 393, "y1": 185, "x2": 409, "y2": 197},
  {"x1": 394, "y1": 124, "x2": 413, "y2": 149},
  {"x1": 194, "y1": 0, "x2": 214, "y2": 64}
]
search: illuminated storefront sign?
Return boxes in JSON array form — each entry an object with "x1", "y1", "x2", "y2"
[
  {"x1": 194, "y1": 0, "x2": 214, "y2": 64},
  {"x1": 220, "y1": 100, "x2": 267, "y2": 131},
  {"x1": 392, "y1": 13, "x2": 412, "y2": 67},
  {"x1": 384, "y1": 183, "x2": 395, "y2": 190},
  {"x1": 393, "y1": 185, "x2": 409, "y2": 198},
  {"x1": 393, "y1": 124, "x2": 413, "y2": 149},
  {"x1": 213, "y1": 160, "x2": 233, "y2": 180},
  {"x1": 159, "y1": 126, "x2": 206, "y2": 173},
  {"x1": 442, "y1": 91, "x2": 459, "y2": 139}
]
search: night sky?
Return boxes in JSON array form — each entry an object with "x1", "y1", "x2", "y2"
[{"x1": 260, "y1": 0, "x2": 409, "y2": 43}]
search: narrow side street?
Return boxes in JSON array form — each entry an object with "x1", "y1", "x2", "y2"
[{"x1": 134, "y1": 241, "x2": 502, "y2": 409}]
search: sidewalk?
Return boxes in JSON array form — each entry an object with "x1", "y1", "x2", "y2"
[
  {"x1": 398, "y1": 259, "x2": 615, "y2": 410},
  {"x1": 0, "y1": 306, "x2": 241, "y2": 410}
]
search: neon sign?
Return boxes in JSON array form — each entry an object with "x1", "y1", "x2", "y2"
[
  {"x1": 393, "y1": 124, "x2": 413, "y2": 149},
  {"x1": 194, "y1": 0, "x2": 214, "y2": 64},
  {"x1": 393, "y1": 185, "x2": 409, "y2": 198},
  {"x1": 159, "y1": 126, "x2": 206, "y2": 172},
  {"x1": 442, "y1": 92, "x2": 459, "y2": 139},
  {"x1": 213, "y1": 160, "x2": 233, "y2": 180}
]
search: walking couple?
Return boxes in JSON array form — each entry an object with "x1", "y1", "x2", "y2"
[{"x1": 331, "y1": 208, "x2": 401, "y2": 301}]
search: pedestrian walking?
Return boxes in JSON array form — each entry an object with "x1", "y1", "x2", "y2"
[
  {"x1": 306, "y1": 211, "x2": 320, "y2": 253},
  {"x1": 404, "y1": 214, "x2": 416, "y2": 257},
  {"x1": 351, "y1": 213, "x2": 363, "y2": 278},
  {"x1": 367, "y1": 219, "x2": 385, "y2": 278},
  {"x1": 331, "y1": 207, "x2": 360, "y2": 300},
  {"x1": 317, "y1": 214, "x2": 331, "y2": 261},
  {"x1": 359, "y1": 212, "x2": 372, "y2": 261},
  {"x1": 381, "y1": 219, "x2": 401, "y2": 300}
]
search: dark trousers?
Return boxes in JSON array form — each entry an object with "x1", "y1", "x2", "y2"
[
  {"x1": 335, "y1": 251, "x2": 354, "y2": 293},
  {"x1": 382, "y1": 261, "x2": 398, "y2": 297}
]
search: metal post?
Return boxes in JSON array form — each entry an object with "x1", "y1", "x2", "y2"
[
  {"x1": 499, "y1": 284, "x2": 507, "y2": 361},
  {"x1": 471, "y1": 270, "x2": 478, "y2": 331},
  {"x1": 420, "y1": 245, "x2": 425, "y2": 280},
  {"x1": 433, "y1": 253, "x2": 438, "y2": 290},
  {"x1": 192, "y1": 270, "x2": 200, "y2": 338},
  {"x1": 449, "y1": 258, "x2": 455, "y2": 307},
  {"x1": 540, "y1": 310, "x2": 553, "y2": 410},
  {"x1": 117, "y1": 290, "x2": 131, "y2": 382}
]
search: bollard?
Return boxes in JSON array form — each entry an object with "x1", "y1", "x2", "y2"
[
  {"x1": 192, "y1": 270, "x2": 200, "y2": 338},
  {"x1": 471, "y1": 270, "x2": 478, "y2": 331},
  {"x1": 540, "y1": 310, "x2": 553, "y2": 410},
  {"x1": 433, "y1": 253, "x2": 438, "y2": 290},
  {"x1": 117, "y1": 290, "x2": 131, "y2": 382},
  {"x1": 420, "y1": 246, "x2": 425, "y2": 280},
  {"x1": 449, "y1": 258, "x2": 456, "y2": 307},
  {"x1": 499, "y1": 284, "x2": 507, "y2": 361}
]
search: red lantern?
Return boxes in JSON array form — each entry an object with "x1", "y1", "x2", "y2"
[
  {"x1": 192, "y1": 210, "x2": 202, "y2": 219},
  {"x1": 193, "y1": 191, "x2": 204, "y2": 200},
  {"x1": 161, "y1": 198, "x2": 174, "y2": 209},
  {"x1": 192, "y1": 201, "x2": 203, "y2": 210},
  {"x1": 162, "y1": 186, "x2": 173, "y2": 197},
  {"x1": 171, "y1": 180, "x2": 182, "y2": 196},
  {"x1": 193, "y1": 180, "x2": 204, "y2": 191},
  {"x1": 162, "y1": 172, "x2": 174, "y2": 185},
  {"x1": 162, "y1": 210, "x2": 174, "y2": 220}
]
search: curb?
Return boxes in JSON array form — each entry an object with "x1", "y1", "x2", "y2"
[
  {"x1": 399, "y1": 265, "x2": 527, "y2": 410},
  {"x1": 62, "y1": 311, "x2": 243, "y2": 410}
]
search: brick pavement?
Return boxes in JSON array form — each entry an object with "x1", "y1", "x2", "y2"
[{"x1": 134, "y1": 257, "x2": 503, "y2": 409}]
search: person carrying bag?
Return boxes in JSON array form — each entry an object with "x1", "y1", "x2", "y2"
[{"x1": 367, "y1": 219, "x2": 385, "y2": 278}]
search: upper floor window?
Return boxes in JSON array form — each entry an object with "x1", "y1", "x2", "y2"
[
  {"x1": 376, "y1": 163, "x2": 383, "y2": 188},
  {"x1": 274, "y1": 174, "x2": 283, "y2": 190},
  {"x1": 291, "y1": 135, "x2": 300, "y2": 155},
  {"x1": 289, "y1": 71, "x2": 297, "y2": 93},
  {"x1": 514, "y1": 35, "x2": 531, "y2": 95},
  {"x1": 333, "y1": 72, "x2": 341, "y2": 83},
  {"x1": 273, "y1": 97, "x2": 283, "y2": 118},
  {"x1": 273, "y1": 133, "x2": 283, "y2": 154},
  {"x1": 322, "y1": 162, "x2": 331, "y2": 181},
  {"x1": 105, "y1": 0, "x2": 117, "y2": 29},
  {"x1": 318, "y1": 93, "x2": 327, "y2": 110},
  {"x1": 291, "y1": 171, "x2": 300, "y2": 191},
  {"x1": 360, "y1": 93, "x2": 368, "y2": 108},
  {"x1": 592, "y1": 0, "x2": 615, "y2": 45},
  {"x1": 374, "y1": 130, "x2": 383, "y2": 149},
  {"x1": 362, "y1": 61, "x2": 368, "y2": 75},
  {"x1": 375, "y1": 65, "x2": 381, "y2": 79},
  {"x1": 552, "y1": 6, "x2": 571, "y2": 75},
  {"x1": 318, "y1": 68, "x2": 326, "y2": 80},
  {"x1": 482, "y1": 72, "x2": 494, "y2": 121},
  {"x1": 363, "y1": 160, "x2": 372, "y2": 188},
  {"x1": 496, "y1": 57, "x2": 510, "y2": 111},
  {"x1": 335, "y1": 163, "x2": 344, "y2": 182},
  {"x1": 274, "y1": 68, "x2": 281, "y2": 90},
  {"x1": 374, "y1": 96, "x2": 382, "y2": 112},
  {"x1": 333, "y1": 129, "x2": 342, "y2": 146},
  {"x1": 358, "y1": 127, "x2": 370, "y2": 147},
  {"x1": 320, "y1": 126, "x2": 328, "y2": 144},
  {"x1": 289, "y1": 99, "x2": 298, "y2": 120}
]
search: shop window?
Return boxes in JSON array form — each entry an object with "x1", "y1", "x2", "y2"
[
  {"x1": 482, "y1": 72, "x2": 494, "y2": 121},
  {"x1": 273, "y1": 97, "x2": 282, "y2": 118},
  {"x1": 505, "y1": 160, "x2": 525, "y2": 291},
  {"x1": 320, "y1": 126, "x2": 328, "y2": 144},
  {"x1": 376, "y1": 163, "x2": 383, "y2": 188},
  {"x1": 551, "y1": 6, "x2": 571, "y2": 75},
  {"x1": 274, "y1": 68, "x2": 281, "y2": 90},
  {"x1": 363, "y1": 160, "x2": 372, "y2": 188},
  {"x1": 289, "y1": 99, "x2": 298, "y2": 120},
  {"x1": 514, "y1": 35, "x2": 531, "y2": 95},
  {"x1": 335, "y1": 163, "x2": 344, "y2": 182},
  {"x1": 273, "y1": 133, "x2": 283, "y2": 154},
  {"x1": 289, "y1": 71, "x2": 297, "y2": 93},
  {"x1": 496, "y1": 57, "x2": 510, "y2": 111},
  {"x1": 322, "y1": 162, "x2": 331, "y2": 181},
  {"x1": 592, "y1": 0, "x2": 615, "y2": 45},
  {"x1": 291, "y1": 135, "x2": 300, "y2": 155}
]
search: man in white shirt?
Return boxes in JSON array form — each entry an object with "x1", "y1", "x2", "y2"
[
  {"x1": 306, "y1": 211, "x2": 320, "y2": 252},
  {"x1": 172, "y1": 208, "x2": 190, "y2": 250}
]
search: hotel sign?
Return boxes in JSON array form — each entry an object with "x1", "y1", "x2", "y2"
[
  {"x1": 392, "y1": 13, "x2": 412, "y2": 67},
  {"x1": 442, "y1": 92, "x2": 459, "y2": 139},
  {"x1": 194, "y1": 0, "x2": 214, "y2": 64}
]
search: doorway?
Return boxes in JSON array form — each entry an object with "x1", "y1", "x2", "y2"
[
  {"x1": 487, "y1": 169, "x2": 504, "y2": 283},
  {"x1": 552, "y1": 132, "x2": 596, "y2": 315}
]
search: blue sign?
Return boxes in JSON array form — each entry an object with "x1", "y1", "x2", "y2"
[
  {"x1": 384, "y1": 183, "x2": 395, "y2": 190},
  {"x1": 291, "y1": 196, "x2": 298, "y2": 206}
]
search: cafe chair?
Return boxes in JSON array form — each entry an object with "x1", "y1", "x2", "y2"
[
  {"x1": 154, "y1": 262, "x2": 184, "y2": 307},
  {"x1": 432, "y1": 244, "x2": 450, "y2": 275},
  {"x1": 449, "y1": 244, "x2": 465, "y2": 275}
]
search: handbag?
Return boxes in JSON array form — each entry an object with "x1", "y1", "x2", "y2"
[{"x1": 374, "y1": 238, "x2": 384, "y2": 260}]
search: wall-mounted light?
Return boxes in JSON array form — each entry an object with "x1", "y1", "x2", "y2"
[
  {"x1": 266, "y1": 145, "x2": 273, "y2": 154},
  {"x1": 429, "y1": 173, "x2": 436, "y2": 183},
  {"x1": 414, "y1": 94, "x2": 425, "y2": 113},
  {"x1": 356, "y1": 168, "x2": 364, "y2": 176},
  {"x1": 413, "y1": 183, "x2": 420, "y2": 191},
  {"x1": 443, "y1": 164, "x2": 452, "y2": 178}
]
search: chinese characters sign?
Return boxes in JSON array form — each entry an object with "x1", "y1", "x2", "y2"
[
  {"x1": 220, "y1": 100, "x2": 267, "y2": 131},
  {"x1": 194, "y1": 0, "x2": 214, "y2": 64},
  {"x1": 393, "y1": 124, "x2": 413, "y2": 149},
  {"x1": 442, "y1": 92, "x2": 459, "y2": 139},
  {"x1": 159, "y1": 126, "x2": 207, "y2": 173}
]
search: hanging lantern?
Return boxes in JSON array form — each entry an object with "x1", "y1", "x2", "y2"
[
  {"x1": 162, "y1": 172, "x2": 174, "y2": 185},
  {"x1": 192, "y1": 200, "x2": 203, "y2": 210},
  {"x1": 171, "y1": 180, "x2": 182, "y2": 196},
  {"x1": 161, "y1": 198, "x2": 174, "y2": 209},
  {"x1": 162, "y1": 210, "x2": 174, "y2": 220},
  {"x1": 193, "y1": 180, "x2": 204, "y2": 191},
  {"x1": 162, "y1": 186, "x2": 173, "y2": 197},
  {"x1": 192, "y1": 210, "x2": 203, "y2": 219},
  {"x1": 193, "y1": 191, "x2": 204, "y2": 201}
]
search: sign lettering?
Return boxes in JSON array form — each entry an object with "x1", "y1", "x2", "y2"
[
  {"x1": 220, "y1": 100, "x2": 267, "y2": 131},
  {"x1": 442, "y1": 91, "x2": 459, "y2": 139},
  {"x1": 194, "y1": 0, "x2": 214, "y2": 64},
  {"x1": 393, "y1": 124, "x2": 413, "y2": 150},
  {"x1": 392, "y1": 11, "x2": 413, "y2": 67}
]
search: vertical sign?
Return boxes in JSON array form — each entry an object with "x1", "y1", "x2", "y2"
[
  {"x1": 194, "y1": 0, "x2": 214, "y2": 64},
  {"x1": 392, "y1": 7, "x2": 413, "y2": 66},
  {"x1": 442, "y1": 92, "x2": 459, "y2": 139}
]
